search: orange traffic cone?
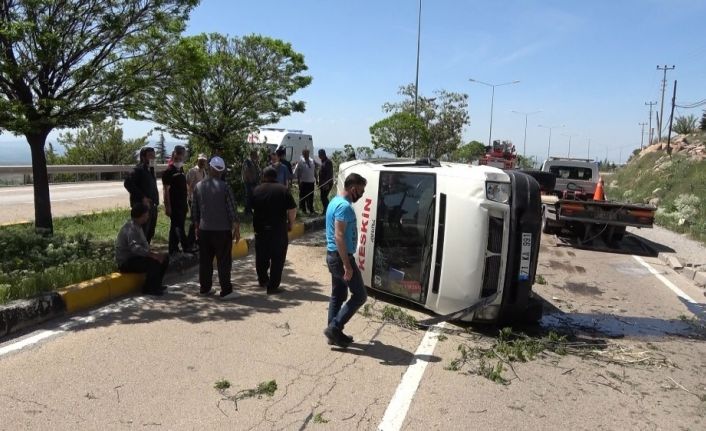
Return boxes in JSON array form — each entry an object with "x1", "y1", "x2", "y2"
[{"x1": 593, "y1": 176, "x2": 605, "y2": 201}]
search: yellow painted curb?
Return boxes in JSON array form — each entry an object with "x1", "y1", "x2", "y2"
[
  {"x1": 288, "y1": 223, "x2": 305, "y2": 241},
  {"x1": 109, "y1": 272, "x2": 146, "y2": 298},
  {"x1": 59, "y1": 275, "x2": 113, "y2": 314},
  {"x1": 231, "y1": 238, "x2": 249, "y2": 258},
  {"x1": 59, "y1": 272, "x2": 144, "y2": 313}
]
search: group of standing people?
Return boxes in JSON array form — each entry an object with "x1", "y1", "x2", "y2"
[{"x1": 117, "y1": 143, "x2": 369, "y2": 348}]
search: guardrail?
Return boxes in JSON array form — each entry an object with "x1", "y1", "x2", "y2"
[{"x1": 0, "y1": 164, "x2": 169, "y2": 185}]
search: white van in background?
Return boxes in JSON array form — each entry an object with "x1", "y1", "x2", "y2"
[{"x1": 247, "y1": 128, "x2": 314, "y2": 163}]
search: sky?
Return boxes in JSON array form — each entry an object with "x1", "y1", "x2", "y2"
[{"x1": 1, "y1": 0, "x2": 705, "y2": 164}]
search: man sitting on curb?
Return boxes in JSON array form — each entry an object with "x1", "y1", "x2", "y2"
[{"x1": 115, "y1": 202, "x2": 170, "y2": 296}]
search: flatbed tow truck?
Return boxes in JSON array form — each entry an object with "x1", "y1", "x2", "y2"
[{"x1": 539, "y1": 157, "x2": 656, "y2": 245}]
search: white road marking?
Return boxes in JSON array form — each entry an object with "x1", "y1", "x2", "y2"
[
  {"x1": 632, "y1": 255, "x2": 697, "y2": 304},
  {"x1": 378, "y1": 322, "x2": 446, "y2": 431},
  {"x1": 0, "y1": 295, "x2": 148, "y2": 358},
  {"x1": 16, "y1": 194, "x2": 123, "y2": 204}
]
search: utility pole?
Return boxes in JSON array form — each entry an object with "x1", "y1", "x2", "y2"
[
  {"x1": 587, "y1": 137, "x2": 591, "y2": 160},
  {"x1": 538, "y1": 124, "x2": 564, "y2": 160},
  {"x1": 512, "y1": 110, "x2": 541, "y2": 157},
  {"x1": 412, "y1": 0, "x2": 422, "y2": 158},
  {"x1": 656, "y1": 65, "x2": 675, "y2": 142},
  {"x1": 666, "y1": 80, "x2": 677, "y2": 156},
  {"x1": 645, "y1": 101, "x2": 656, "y2": 145},
  {"x1": 638, "y1": 122, "x2": 647, "y2": 149}
]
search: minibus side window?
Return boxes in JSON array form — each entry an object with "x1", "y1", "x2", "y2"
[{"x1": 372, "y1": 172, "x2": 436, "y2": 302}]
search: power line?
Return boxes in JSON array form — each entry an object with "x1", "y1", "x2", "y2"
[
  {"x1": 676, "y1": 98, "x2": 706, "y2": 109},
  {"x1": 657, "y1": 64, "x2": 676, "y2": 142}
]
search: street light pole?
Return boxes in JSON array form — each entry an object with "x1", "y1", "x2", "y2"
[
  {"x1": 587, "y1": 137, "x2": 591, "y2": 160},
  {"x1": 561, "y1": 133, "x2": 578, "y2": 158},
  {"x1": 512, "y1": 110, "x2": 541, "y2": 157},
  {"x1": 469, "y1": 78, "x2": 520, "y2": 146},
  {"x1": 538, "y1": 124, "x2": 564, "y2": 160},
  {"x1": 412, "y1": 0, "x2": 422, "y2": 158}
]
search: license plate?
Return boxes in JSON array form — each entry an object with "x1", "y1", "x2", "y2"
[{"x1": 519, "y1": 233, "x2": 532, "y2": 281}]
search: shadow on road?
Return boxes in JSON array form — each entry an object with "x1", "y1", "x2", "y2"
[
  {"x1": 61, "y1": 254, "x2": 331, "y2": 334},
  {"x1": 553, "y1": 232, "x2": 675, "y2": 257},
  {"x1": 331, "y1": 340, "x2": 441, "y2": 366}
]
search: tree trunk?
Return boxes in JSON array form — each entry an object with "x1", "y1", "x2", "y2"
[{"x1": 27, "y1": 131, "x2": 53, "y2": 234}]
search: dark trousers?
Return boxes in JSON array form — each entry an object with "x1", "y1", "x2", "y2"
[
  {"x1": 199, "y1": 230, "x2": 233, "y2": 294},
  {"x1": 255, "y1": 229, "x2": 289, "y2": 290},
  {"x1": 168, "y1": 205, "x2": 188, "y2": 254},
  {"x1": 299, "y1": 182, "x2": 315, "y2": 213},
  {"x1": 326, "y1": 251, "x2": 367, "y2": 331},
  {"x1": 186, "y1": 201, "x2": 196, "y2": 250},
  {"x1": 319, "y1": 185, "x2": 332, "y2": 214},
  {"x1": 244, "y1": 182, "x2": 257, "y2": 215},
  {"x1": 142, "y1": 205, "x2": 158, "y2": 244},
  {"x1": 119, "y1": 255, "x2": 169, "y2": 293}
]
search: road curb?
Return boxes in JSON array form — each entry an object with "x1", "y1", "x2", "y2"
[
  {"x1": 0, "y1": 293, "x2": 64, "y2": 338},
  {"x1": 0, "y1": 219, "x2": 323, "y2": 340}
]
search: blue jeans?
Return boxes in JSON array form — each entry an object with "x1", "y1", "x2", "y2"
[{"x1": 326, "y1": 252, "x2": 367, "y2": 331}]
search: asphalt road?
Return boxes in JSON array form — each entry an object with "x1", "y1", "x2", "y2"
[
  {"x1": 0, "y1": 181, "x2": 129, "y2": 224},
  {"x1": 1, "y1": 231, "x2": 705, "y2": 430}
]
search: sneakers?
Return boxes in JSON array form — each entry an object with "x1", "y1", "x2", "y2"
[
  {"x1": 326, "y1": 331, "x2": 353, "y2": 346},
  {"x1": 267, "y1": 286, "x2": 285, "y2": 295},
  {"x1": 199, "y1": 289, "x2": 214, "y2": 296},
  {"x1": 324, "y1": 326, "x2": 352, "y2": 347},
  {"x1": 219, "y1": 290, "x2": 240, "y2": 300}
]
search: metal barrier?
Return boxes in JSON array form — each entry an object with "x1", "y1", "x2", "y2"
[{"x1": 0, "y1": 164, "x2": 169, "y2": 185}]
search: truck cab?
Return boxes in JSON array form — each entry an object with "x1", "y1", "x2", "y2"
[{"x1": 338, "y1": 159, "x2": 543, "y2": 323}]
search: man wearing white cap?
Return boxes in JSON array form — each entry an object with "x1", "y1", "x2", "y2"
[
  {"x1": 186, "y1": 153, "x2": 208, "y2": 250},
  {"x1": 192, "y1": 156, "x2": 241, "y2": 299}
]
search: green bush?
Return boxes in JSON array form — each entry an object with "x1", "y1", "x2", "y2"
[{"x1": 0, "y1": 227, "x2": 115, "y2": 304}]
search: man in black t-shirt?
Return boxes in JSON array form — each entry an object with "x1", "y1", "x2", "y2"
[
  {"x1": 252, "y1": 166, "x2": 297, "y2": 294},
  {"x1": 162, "y1": 145, "x2": 189, "y2": 254}
]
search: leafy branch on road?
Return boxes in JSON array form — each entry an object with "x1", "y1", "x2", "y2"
[
  {"x1": 215, "y1": 379, "x2": 278, "y2": 416},
  {"x1": 357, "y1": 303, "x2": 419, "y2": 330},
  {"x1": 445, "y1": 327, "x2": 675, "y2": 385}
]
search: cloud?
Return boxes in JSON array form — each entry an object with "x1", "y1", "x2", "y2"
[{"x1": 492, "y1": 40, "x2": 546, "y2": 66}]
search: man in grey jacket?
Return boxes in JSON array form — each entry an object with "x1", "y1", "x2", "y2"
[
  {"x1": 192, "y1": 156, "x2": 241, "y2": 299},
  {"x1": 115, "y1": 202, "x2": 169, "y2": 296}
]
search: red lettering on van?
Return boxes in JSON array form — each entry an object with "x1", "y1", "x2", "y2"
[{"x1": 357, "y1": 198, "x2": 373, "y2": 271}]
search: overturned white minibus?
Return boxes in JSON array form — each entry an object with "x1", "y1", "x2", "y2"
[{"x1": 337, "y1": 159, "x2": 543, "y2": 324}]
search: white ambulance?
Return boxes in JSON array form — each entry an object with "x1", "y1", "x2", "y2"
[
  {"x1": 337, "y1": 158, "x2": 543, "y2": 324},
  {"x1": 247, "y1": 128, "x2": 314, "y2": 162}
]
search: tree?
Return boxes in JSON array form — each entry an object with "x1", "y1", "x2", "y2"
[
  {"x1": 355, "y1": 146, "x2": 374, "y2": 160},
  {"x1": 673, "y1": 114, "x2": 698, "y2": 135},
  {"x1": 451, "y1": 140, "x2": 486, "y2": 163},
  {"x1": 156, "y1": 132, "x2": 167, "y2": 163},
  {"x1": 369, "y1": 111, "x2": 427, "y2": 157},
  {"x1": 700, "y1": 110, "x2": 706, "y2": 131},
  {"x1": 515, "y1": 155, "x2": 536, "y2": 169},
  {"x1": 0, "y1": 0, "x2": 197, "y2": 233},
  {"x1": 382, "y1": 84, "x2": 470, "y2": 159},
  {"x1": 139, "y1": 33, "x2": 312, "y2": 151},
  {"x1": 57, "y1": 119, "x2": 147, "y2": 165},
  {"x1": 45, "y1": 142, "x2": 61, "y2": 165},
  {"x1": 343, "y1": 144, "x2": 356, "y2": 161}
]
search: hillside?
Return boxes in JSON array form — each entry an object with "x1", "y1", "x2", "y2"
[{"x1": 608, "y1": 132, "x2": 706, "y2": 243}]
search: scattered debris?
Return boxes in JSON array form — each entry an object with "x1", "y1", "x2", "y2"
[
  {"x1": 215, "y1": 380, "x2": 278, "y2": 416},
  {"x1": 84, "y1": 392, "x2": 97, "y2": 400},
  {"x1": 313, "y1": 412, "x2": 330, "y2": 424},
  {"x1": 380, "y1": 305, "x2": 418, "y2": 329},
  {"x1": 536, "y1": 275, "x2": 547, "y2": 285},
  {"x1": 214, "y1": 379, "x2": 231, "y2": 390},
  {"x1": 445, "y1": 327, "x2": 675, "y2": 385}
]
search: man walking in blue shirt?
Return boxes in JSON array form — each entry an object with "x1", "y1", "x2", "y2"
[{"x1": 324, "y1": 173, "x2": 368, "y2": 347}]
